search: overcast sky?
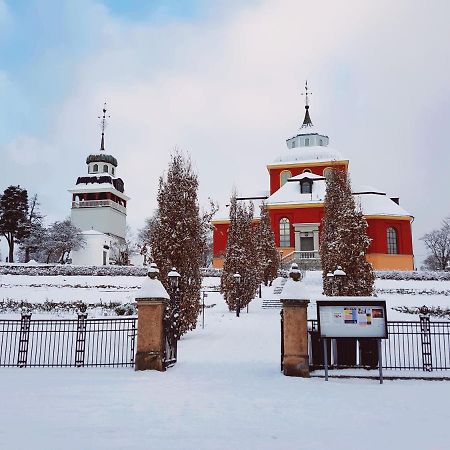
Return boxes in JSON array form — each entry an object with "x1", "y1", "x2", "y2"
[{"x1": 1, "y1": 0, "x2": 449, "y2": 264}]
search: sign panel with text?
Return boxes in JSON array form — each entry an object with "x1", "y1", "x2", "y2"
[{"x1": 317, "y1": 300, "x2": 388, "y2": 339}]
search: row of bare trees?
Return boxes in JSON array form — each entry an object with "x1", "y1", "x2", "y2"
[{"x1": 0, "y1": 186, "x2": 84, "y2": 263}]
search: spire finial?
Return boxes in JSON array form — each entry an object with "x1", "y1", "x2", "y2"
[
  {"x1": 98, "y1": 103, "x2": 110, "y2": 151},
  {"x1": 300, "y1": 81, "x2": 313, "y2": 128}
]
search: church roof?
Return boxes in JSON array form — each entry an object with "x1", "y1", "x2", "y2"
[
  {"x1": 266, "y1": 178, "x2": 412, "y2": 218},
  {"x1": 270, "y1": 145, "x2": 346, "y2": 166},
  {"x1": 86, "y1": 154, "x2": 118, "y2": 167},
  {"x1": 288, "y1": 173, "x2": 326, "y2": 181}
]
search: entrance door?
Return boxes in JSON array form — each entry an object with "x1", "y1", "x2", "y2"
[{"x1": 300, "y1": 236, "x2": 314, "y2": 251}]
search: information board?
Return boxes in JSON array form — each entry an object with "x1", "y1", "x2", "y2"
[{"x1": 317, "y1": 300, "x2": 388, "y2": 339}]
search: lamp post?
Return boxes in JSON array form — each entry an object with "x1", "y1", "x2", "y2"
[
  {"x1": 233, "y1": 272, "x2": 241, "y2": 317},
  {"x1": 333, "y1": 266, "x2": 346, "y2": 296},
  {"x1": 168, "y1": 267, "x2": 181, "y2": 340},
  {"x1": 326, "y1": 271, "x2": 335, "y2": 296},
  {"x1": 326, "y1": 266, "x2": 346, "y2": 296}
]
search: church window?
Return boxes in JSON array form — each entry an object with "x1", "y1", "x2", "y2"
[
  {"x1": 279, "y1": 218, "x2": 291, "y2": 247},
  {"x1": 323, "y1": 167, "x2": 332, "y2": 179},
  {"x1": 301, "y1": 180, "x2": 312, "y2": 194},
  {"x1": 305, "y1": 138, "x2": 310, "y2": 146},
  {"x1": 280, "y1": 170, "x2": 292, "y2": 187},
  {"x1": 93, "y1": 164, "x2": 98, "y2": 172},
  {"x1": 103, "y1": 164, "x2": 108, "y2": 173},
  {"x1": 387, "y1": 227, "x2": 398, "y2": 254}
]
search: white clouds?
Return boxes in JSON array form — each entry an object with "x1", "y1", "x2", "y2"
[
  {"x1": 1, "y1": 0, "x2": 449, "y2": 263},
  {"x1": 0, "y1": 0, "x2": 12, "y2": 37},
  {"x1": 3, "y1": 135, "x2": 56, "y2": 166}
]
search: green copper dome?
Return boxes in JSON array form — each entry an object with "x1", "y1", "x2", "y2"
[{"x1": 86, "y1": 154, "x2": 118, "y2": 167}]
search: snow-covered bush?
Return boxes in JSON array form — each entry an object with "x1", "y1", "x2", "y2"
[
  {"x1": 0, "y1": 264, "x2": 147, "y2": 277},
  {"x1": 375, "y1": 270, "x2": 450, "y2": 281}
]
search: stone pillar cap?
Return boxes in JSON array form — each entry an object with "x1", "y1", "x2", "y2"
[
  {"x1": 136, "y1": 276, "x2": 170, "y2": 300},
  {"x1": 280, "y1": 278, "x2": 310, "y2": 302}
]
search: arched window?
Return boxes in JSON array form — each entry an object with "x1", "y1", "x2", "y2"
[
  {"x1": 319, "y1": 139, "x2": 323, "y2": 146},
  {"x1": 112, "y1": 167, "x2": 115, "y2": 176},
  {"x1": 280, "y1": 170, "x2": 292, "y2": 187},
  {"x1": 93, "y1": 164, "x2": 98, "y2": 172},
  {"x1": 387, "y1": 227, "x2": 398, "y2": 254},
  {"x1": 303, "y1": 169, "x2": 312, "y2": 173},
  {"x1": 279, "y1": 218, "x2": 291, "y2": 247},
  {"x1": 323, "y1": 167, "x2": 332, "y2": 180},
  {"x1": 305, "y1": 138, "x2": 310, "y2": 146},
  {"x1": 103, "y1": 164, "x2": 108, "y2": 173}
]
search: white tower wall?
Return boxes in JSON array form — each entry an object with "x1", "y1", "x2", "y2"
[{"x1": 71, "y1": 206, "x2": 126, "y2": 240}]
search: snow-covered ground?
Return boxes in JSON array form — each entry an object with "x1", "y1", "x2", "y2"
[{"x1": 1, "y1": 287, "x2": 450, "y2": 450}]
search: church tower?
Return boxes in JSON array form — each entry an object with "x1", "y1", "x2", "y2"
[{"x1": 68, "y1": 105, "x2": 129, "y2": 265}]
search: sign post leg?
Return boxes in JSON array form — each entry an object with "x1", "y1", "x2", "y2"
[
  {"x1": 323, "y1": 338, "x2": 329, "y2": 382},
  {"x1": 378, "y1": 339, "x2": 383, "y2": 385}
]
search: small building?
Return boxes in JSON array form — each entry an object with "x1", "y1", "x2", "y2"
[
  {"x1": 69, "y1": 106, "x2": 129, "y2": 265},
  {"x1": 212, "y1": 86, "x2": 414, "y2": 271}
]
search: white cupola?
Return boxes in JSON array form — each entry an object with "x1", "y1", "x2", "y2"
[{"x1": 286, "y1": 81, "x2": 330, "y2": 149}]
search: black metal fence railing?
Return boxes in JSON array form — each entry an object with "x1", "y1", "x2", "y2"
[
  {"x1": 0, "y1": 315, "x2": 137, "y2": 368},
  {"x1": 307, "y1": 319, "x2": 450, "y2": 371}
]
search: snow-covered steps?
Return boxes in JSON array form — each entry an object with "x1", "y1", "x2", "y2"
[
  {"x1": 261, "y1": 298, "x2": 283, "y2": 309},
  {"x1": 272, "y1": 277, "x2": 288, "y2": 295},
  {"x1": 261, "y1": 277, "x2": 287, "y2": 308}
]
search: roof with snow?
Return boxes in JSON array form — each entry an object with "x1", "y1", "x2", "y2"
[
  {"x1": 287, "y1": 173, "x2": 326, "y2": 181},
  {"x1": 267, "y1": 177, "x2": 412, "y2": 218},
  {"x1": 270, "y1": 146, "x2": 346, "y2": 166},
  {"x1": 267, "y1": 177, "x2": 326, "y2": 206}
]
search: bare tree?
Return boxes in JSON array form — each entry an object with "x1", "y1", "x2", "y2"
[
  {"x1": 110, "y1": 226, "x2": 138, "y2": 265},
  {"x1": 421, "y1": 217, "x2": 450, "y2": 270},
  {"x1": 44, "y1": 219, "x2": 85, "y2": 264}
]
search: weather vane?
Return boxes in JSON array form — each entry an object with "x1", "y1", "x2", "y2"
[
  {"x1": 301, "y1": 80, "x2": 312, "y2": 108},
  {"x1": 98, "y1": 102, "x2": 110, "y2": 151}
]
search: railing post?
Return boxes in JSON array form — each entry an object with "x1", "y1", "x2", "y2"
[
  {"x1": 280, "y1": 268, "x2": 310, "y2": 377},
  {"x1": 135, "y1": 266, "x2": 170, "y2": 371},
  {"x1": 419, "y1": 305, "x2": 433, "y2": 372},
  {"x1": 17, "y1": 313, "x2": 32, "y2": 368},
  {"x1": 75, "y1": 306, "x2": 88, "y2": 367}
]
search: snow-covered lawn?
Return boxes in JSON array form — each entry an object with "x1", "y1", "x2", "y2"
[
  {"x1": 1, "y1": 286, "x2": 450, "y2": 449},
  {"x1": 2, "y1": 271, "x2": 450, "y2": 321}
]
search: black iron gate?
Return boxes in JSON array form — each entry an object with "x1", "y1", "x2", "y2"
[{"x1": 163, "y1": 289, "x2": 179, "y2": 368}]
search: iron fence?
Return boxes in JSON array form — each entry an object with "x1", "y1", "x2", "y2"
[
  {"x1": 0, "y1": 315, "x2": 137, "y2": 368},
  {"x1": 307, "y1": 319, "x2": 450, "y2": 371}
]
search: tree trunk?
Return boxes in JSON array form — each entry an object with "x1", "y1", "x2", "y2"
[
  {"x1": 25, "y1": 247, "x2": 31, "y2": 263},
  {"x1": 8, "y1": 236, "x2": 14, "y2": 263}
]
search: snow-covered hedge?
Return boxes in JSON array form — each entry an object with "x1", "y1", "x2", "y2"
[
  {"x1": 0, "y1": 299, "x2": 137, "y2": 316},
  {"x1": 0, "y1": 264, "x2": 148, "y2": 277},
  {"x1": 375, "y1": 270, "x2": 450, "y2": 281},
  {"x1": 0, "y1": 264, "x2": 223, "y2": 278}
]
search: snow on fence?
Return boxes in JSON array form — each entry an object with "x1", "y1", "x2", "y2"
[
  {"x1": 308, "y1": 319, "x2": 450, "y2": 371},
  {"x1": 0, "y1": 315, "x2": 137, "y2": 367}
]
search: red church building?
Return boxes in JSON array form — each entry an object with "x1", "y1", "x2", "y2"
[{"x1": 212, "y1": 88, "x2": 414, "y2": 271}]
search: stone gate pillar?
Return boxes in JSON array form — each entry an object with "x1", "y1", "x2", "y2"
[
  {"x1": 280, "y1": 266, "x2": 310, "y2": 377},
  {"x1": 135, "y1": 265, "x2": 170, "y2": 371}
]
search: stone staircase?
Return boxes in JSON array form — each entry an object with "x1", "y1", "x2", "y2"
[{"x1": 261, "y1": 277, "x2": 287, "y2": 309}]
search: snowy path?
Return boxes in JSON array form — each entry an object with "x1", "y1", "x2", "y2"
[{"x1": 1, "y1": 292, "x2": 450, "y2": 449}]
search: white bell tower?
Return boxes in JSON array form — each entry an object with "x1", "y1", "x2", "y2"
[{"x1": 68, "y1": 104, "x2": 129, "y2": 265}]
